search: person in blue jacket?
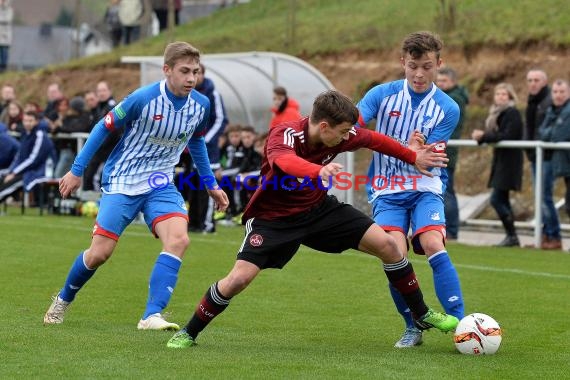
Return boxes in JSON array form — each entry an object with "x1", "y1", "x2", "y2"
[{"x1": 0, "y1": 111, "x2": 55, "y2": 201}]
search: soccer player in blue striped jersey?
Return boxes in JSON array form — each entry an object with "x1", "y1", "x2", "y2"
[
  {"x1": 357, "y1": 31, "x2": 465, "y2": 348},
  {"x1": 44, "y1": 41, "x2": 229, "y2": 330}
]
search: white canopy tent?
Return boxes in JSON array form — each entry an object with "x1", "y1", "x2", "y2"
[{"x1": 121, "y1": 52, "x2": 354, "y2": 204}]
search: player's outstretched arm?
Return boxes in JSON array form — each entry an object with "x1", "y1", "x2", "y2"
[{"x1": 59, "y1": 171, "x2": 82, "y2": 199}]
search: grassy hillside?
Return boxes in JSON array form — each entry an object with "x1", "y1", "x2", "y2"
[{"x1": 21, "y1": 0, "x2": 570, "y2": 73}]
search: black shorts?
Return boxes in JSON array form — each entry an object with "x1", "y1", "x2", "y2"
[{"x1": 237, "y1": 195, "x2": 374, "y2": 269}]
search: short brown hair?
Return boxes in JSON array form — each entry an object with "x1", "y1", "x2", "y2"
[
  {"x1": 163, "y1": 41, "x2": 200, "y2": 68},
  {"x1": 241, "y1": 125, "x2": 256, "y2": 134},
  {"x1": 273, "y1": 86, "x2": 287, "y2": 97},
  {"x1": 402, "y1": 31, "x2": 443, "y2": 60},
  {"x1": 24, "y1": 110, "x2": 39, "y2": 120},
  {"x1": 224, "y1": 124, "x2": 242, "y2": 135},
  {"x1": 310, "y1": 90, "x2": 358, "y2": 127}
]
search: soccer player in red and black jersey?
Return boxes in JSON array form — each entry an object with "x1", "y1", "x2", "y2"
[{"x1": 167, "y1": 90, "x2": 459, "y2": 348}]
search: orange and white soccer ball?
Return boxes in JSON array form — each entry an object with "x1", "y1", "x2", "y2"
[{"x1": 454, "y1": 313, "x2": 502, "y2": 355}]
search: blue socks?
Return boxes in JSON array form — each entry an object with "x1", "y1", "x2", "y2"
[
  {"x1": 142, "y1": 252, "x2": 182, "y2": 319},
  {"x1": 428, "y1": 250, "x2": 464, "y2": 319},
  {"x1": 59, "y1": 252, "x2": 96, "y2": 303}
]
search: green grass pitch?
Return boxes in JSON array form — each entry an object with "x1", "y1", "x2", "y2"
[{"x1": 1, "y1": 211, "x2": 569, "y2": 379}]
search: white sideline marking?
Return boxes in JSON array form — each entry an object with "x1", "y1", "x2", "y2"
[
  {"x1": 445, "y1": 262, "x2": 570, "y2": 280},
  {"x1": 338, "y1": 251, "x2": 570, "y2": 280}
]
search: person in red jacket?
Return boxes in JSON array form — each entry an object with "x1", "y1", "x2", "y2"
[{"x1": 269, "y1": 86, "x2": 302, "y2": 129}]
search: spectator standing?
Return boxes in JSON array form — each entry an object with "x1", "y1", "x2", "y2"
[
  {"x1": 0, "y1": 0, "x2": 13, "y2": 72},
  {"x1": 269, "y1": 86, "x2": 302, "y2": 129},
  {"x1": 525, "y1": 69, "x2": 561, "y2": 249},
  {"x1": 104, "y1": 0, "x2": 123, "y2": 48},
  {"x1": 152, "y1": 0, "x2": 182, "y2": 31},
  {"x1": 472, "y1": 83, "x2": 524, "y2": 247},
  {"x1": 119, "y1": 0, "x2": 144, "y2": 45},
  {"x1": 539, "y1": 79, "x2": 570, "y2": 242},
  {"x1": 436, "y1": 67, "x2": 469, "y2": 240},
  {"x1": 188, "y1": 63, "x2": 228, "y2": 233}
]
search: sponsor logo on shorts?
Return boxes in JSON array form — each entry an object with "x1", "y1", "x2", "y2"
[{"x1": 249, "y1": 234, "x2": 263, "y2": 247}]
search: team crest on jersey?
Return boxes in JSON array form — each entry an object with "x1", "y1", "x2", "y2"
[
  {"x1": 389, "y1": 110, "x2": 401, "y2": 117},
  {"x1": 429, "y1": 210, "x2": 441, "y2": 221},
  {"x1": 153, "y1": 114, "x2": 164, "y2": 120},
  {"x1": 249, "y1": 234, "x2": 263, "y2": 247}
]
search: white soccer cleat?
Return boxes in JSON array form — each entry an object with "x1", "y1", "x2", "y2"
[
  {"x1": 137, "y1": 313, "x2": 180, "y2": 331},
  {"x1": 394, "y1": 327, "x2": 423, "y2": 348},
  {"x1": 44, "y1": 295, "x2": 70, "y2": 324}
]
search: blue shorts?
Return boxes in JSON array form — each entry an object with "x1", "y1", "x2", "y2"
[
  {"x1": 94, "y1": 184, "x2": 188, "y2": 241},
  {"x1": 372, "y1": 191, "x2": 446, "y2": 254}
]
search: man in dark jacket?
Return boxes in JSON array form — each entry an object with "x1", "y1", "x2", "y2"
[
  {"x1": 539, "y1": 79, "x2": 570, "y2": 246},
  {"x1": 0, "y1": 111, "x2": 56, "y2": 202},
  {"x1": 526, "y1": 69, "x2": 561, "y2": 249},
  {"x1": 187, "y1": 63, "x2": 229, "y2": 233},
  {"x1": 437, "y1": 67, "x2": 468, "y2": 240}
]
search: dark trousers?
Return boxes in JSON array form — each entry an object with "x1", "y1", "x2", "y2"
[
  {"x1": 188, "y1": 172, "x2": 215, "y2": 232},
  {"x1": 444, "y1": 166, "x2": 459, "y2": 239}
]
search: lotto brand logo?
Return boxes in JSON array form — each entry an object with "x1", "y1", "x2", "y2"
[{"x1": 104, "y1": 112, "x2": 114, "y2": 130}]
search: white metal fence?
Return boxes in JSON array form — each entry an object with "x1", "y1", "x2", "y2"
[{"x1": 449, "y1": 139, "x2": 570, "y2": 247}]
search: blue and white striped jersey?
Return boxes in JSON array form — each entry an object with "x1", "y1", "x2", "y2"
[
  {"x1": 81, "y1": 79, "x2": 210, "y2": 195},
  {"x1": 357, "y1": 79, "x2": 459, "y2": 201}
]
